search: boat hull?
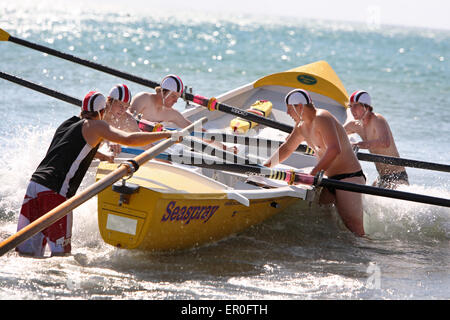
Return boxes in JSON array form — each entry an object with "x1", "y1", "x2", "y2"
[
  {"x1": 98, "y1": 188, "x2": 300, "y2": 251},
  {"x1": 94, "y1": 60, "x2": 347, "y2": 251},
  {"x1": 96, "y1": 161, "x2": 311, "y2": 251}
]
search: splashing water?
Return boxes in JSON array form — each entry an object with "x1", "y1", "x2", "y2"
[{"x1": 0, "y1": 0, "x2": 449, "y2": 300}]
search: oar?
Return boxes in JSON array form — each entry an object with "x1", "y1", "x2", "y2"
[
  {"x1": 0, "y1": 71, "x2": 253, "y2": 167},
  {"x1": 185, "y1": 131, "x2": 450, "y2": 173},
  {"x1": 0, "y1": 28, "x2": 291, "y2": 132},
  {"x1": 135, "y1": 118, "x2": 314, "y2": 155},
  {"x1": 0, "y1": 71, "x2": 82, "y2": 106},
  {"x1": 3, "y1": 29, "x2": 448, "y2": 172},
  {"x1": 177, "y1": 129, "x2": 450, "y2": 172},
  {"x1": 0, "y1": 70, "x2": 309, "y2": 158},
  {"x1": 356, "y1": 152, "x2": 450, "y2": 173},
  {"x1": 189, "y1": 131, "x2": 315, "y2": 155},
  {"x1": 182, "y1": 136, "x2": 260, "y2": 165},
  {"x1": 0, "y1": 117, "x2": 208, "y2": 257},
  {"x1": 0, "y1": 28, "x2": 159, "y2": 89},
  {"x1": 0, "y1": 71, "x2": 266, "y2": 167},
  {"x1": 313, "y1": 172, "x2": 450, "y2": 208},
  {"x1": 118, "y1": 147, "x2": 450, "y2": 208},
  {"x1": 123, "y1": 147, "x2": 314, "y2": 184},
  {"x1": 194, "y1": 132, "x2": 450, "y2": 172}
]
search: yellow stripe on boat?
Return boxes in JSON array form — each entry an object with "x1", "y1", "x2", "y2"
[
  {"x1": 253, "y1": 60, "x2": 349, "y2": 108},
  {"x1": 229, "y1": 100, "x2": 273, "y2": 133}
]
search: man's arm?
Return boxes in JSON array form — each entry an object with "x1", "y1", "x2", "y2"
[
  {"x1": 84, "y1": 120, "x2": 173, "y2": 147},
  {"x1": 344, "y1": 120, "x2": 361, "y2": 135},
  {"x1": 167, "y1": 109, "x2": 193, "y2": 128},
  {"x1": 264, "y1": 125, "x2": 305, "y2": 167},
  {"x1": 95, "y1": 150, "x2": 114, "y2": 163},
  {"x1": 355, "y1": 117, "x2": 390, "y2": 150}
]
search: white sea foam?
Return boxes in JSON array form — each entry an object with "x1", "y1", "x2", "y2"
[{"x1": 0, "y1": 0, "x2": 448, "y2": 300}]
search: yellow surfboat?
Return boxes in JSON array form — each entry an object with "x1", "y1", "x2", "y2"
[{"x1": 95, "y1": 60, "x2": 350, "y2": 251}]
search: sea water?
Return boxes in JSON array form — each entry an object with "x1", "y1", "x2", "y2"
[{"x1": 0, "y1": 0, "x2": 449, "y2": 300}]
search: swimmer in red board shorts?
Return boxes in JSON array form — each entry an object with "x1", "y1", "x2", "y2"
[{"x1": 16, "y1": 91, "x2": 180, "y2": 257}]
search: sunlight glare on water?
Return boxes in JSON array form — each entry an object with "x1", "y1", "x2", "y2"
[{"x1": 0, "y1": 0, "x2": 449, "y2": 300}]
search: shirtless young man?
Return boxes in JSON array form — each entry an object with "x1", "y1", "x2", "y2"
[
  {"x1": 16, "y1": 91, "x2": 179, "y2": 257},
  {"x1": 129, "y1": 74, "x2": 191, "y2": 128},
  {"x1": 130, "y1": 74, "x2": 235, "y2": 153},
  {"x1": 264, "y1": 89, "x2": 366, "y2": 236},
  {"x1": 97, "y1": 84, "x2": 142, "y2": 157},
  {"x1": 344, "y1": 90, "x2": 408, "y2": 189},
  {"x1": 104, "y1": 84, "x2": 140, "y2": 133}
]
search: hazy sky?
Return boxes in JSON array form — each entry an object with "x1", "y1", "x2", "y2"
[
  {"x1": 132, "y1": 0, "x2": 450, "y2": 31},
  {"x1": 4, "y1": 0, "x2": 449, "y2": 31}
]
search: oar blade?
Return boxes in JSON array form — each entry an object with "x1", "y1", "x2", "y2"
[{"x1": 0, "y1": 28, "x2": 10, "y2": 41}]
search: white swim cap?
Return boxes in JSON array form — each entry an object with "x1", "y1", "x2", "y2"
[
  {"x1": 82, "y1": 91, "x2": 106, "y2": 112},
  {"x1": 350, "y1": 90, "x2": 371, "y2": 106},
  {"x1": 285, "y1": 89, "x2": 312, "y2": 105},
  {"x1": 160, "y1": 74, "x2": 184, "y2": 95},
  {"x1": 108, "y1": 84, "x2": 132, "y2": 103}
]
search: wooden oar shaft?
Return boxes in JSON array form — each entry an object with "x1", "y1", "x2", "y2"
[
  {"x1": 0, "y1": 118, "x2": 206, "y2": 257},
  {"x1": 7, "y1": 35, "x2": 160, "y2": 89},
  {"x1": 0, "y1": 164, "x2": 128, "y2": 257}
]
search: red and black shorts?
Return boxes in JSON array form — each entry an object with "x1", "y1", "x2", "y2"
[{"x1": 16, "y1": 181, "x2": 72, "y2": 257}]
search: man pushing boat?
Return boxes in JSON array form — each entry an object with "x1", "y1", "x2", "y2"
[
  {"x1": 264, "y1": 89, "x2": 366, "y2": 237},
  {"x1": 344, "y1": 90, "x2": 409, "y2": 189},
  {"x1": 15, "y1": 91, "x2": 181, "y2": 257}
]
